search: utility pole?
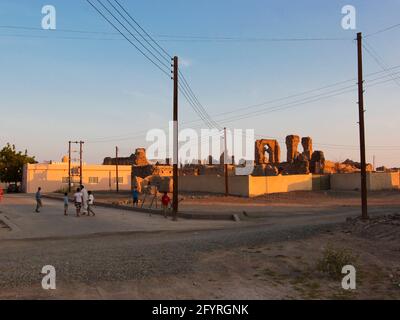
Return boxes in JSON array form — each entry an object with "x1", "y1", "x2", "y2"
[
  {"x1": 79, "y1": 141, "x2": 84, "y2": 186},
  {"x1": 172, "y1": 56, "x2": 179, "y2": 220},
  {"x1": 224, "y1": 127, "x2": 229, "y2": 196},
  {"x1": 115, "y1": 146, "x2": 119, "y2": 193},
  {"x1": 356, "y1": 32, "x2": 369, "y2": 220},
  {"x1": 68, "y1": 141, "x2": 71, "y2": 193},
  {"x1": 373, "y1": 155, "x2": 376, "y2": 171}
]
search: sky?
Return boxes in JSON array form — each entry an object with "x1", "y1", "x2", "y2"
[{"x1": 0, "y1": 0, "x2": 399, "y2": 167}]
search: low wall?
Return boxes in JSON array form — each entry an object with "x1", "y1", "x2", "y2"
[
  {"x1": 179, "y1": 176, "x2": 249, "y2": 197},
  {"x1": 331, "y1": 172, "x2": 400, "y2": 191},
  {"x1": 312, "y1": 174, "x2": 331, "y2": 191},
  {"x1": 179, "y1": 174, "x2": 313, "y2": 197},
  {"x1": 249, "y1": 174, "x2": 312, "y2": 197},
  {"x1": 370, "y1": 172, "x2": 400, "y2": 190}
]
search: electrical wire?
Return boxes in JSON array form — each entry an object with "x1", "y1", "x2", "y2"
[
  {"x1": 112, "y1": 0, "x2": 172, "y2": 59},
  {"x1": 363, "y1": 41, "x2": 400, "y2": 87},
  {"x1": 95, "y1": 0, "x2": 171, "y2": 70},
  {"x1": 365, "y1": 22, "x2": 400, "y2": 38},
  {"x1": 85, "y1": 66, "x2": 400, "y2": 143},
  {"x1": 85, "y1": 0, "x2": 171, "y2": 77},
  {"x1": 178, "y1": 70, "x2": 222, "y2": 130}
]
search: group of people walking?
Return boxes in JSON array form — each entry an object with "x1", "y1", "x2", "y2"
[
  {"x1": 34, "y1": 184, "x2": 173, "y2": 219},
  {"x1": 70, "y1": 185, "x2": 95, "y2": 217},
  {"x1": 34, "y1": 185, "x2": 95, "y2": 217}
]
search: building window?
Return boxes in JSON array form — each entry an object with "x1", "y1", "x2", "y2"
[
  {"x1": 88, "y1": 177, "x2": 99, "y2": 184},
  {"x1": 114, "y1": 177, "x2": 123, "y2": 184}
]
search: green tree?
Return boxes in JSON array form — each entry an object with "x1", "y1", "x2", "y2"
[{"x1": 0, "y1": 143, "x2": 37, "y2": 183}]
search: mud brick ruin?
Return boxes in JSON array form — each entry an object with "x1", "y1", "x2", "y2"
[
  {"x1": 301, "y1": 137, "x2": 313, "y2": 161},
  {"x1": 285, "y1": 135, "x2": 300, "y2": 163},
  {"x1": 103, "y1": 148, "x2": 149, "y2": 166},
  {"x1": 104, "y1": 134, "x2": 372, "y2": 191}
]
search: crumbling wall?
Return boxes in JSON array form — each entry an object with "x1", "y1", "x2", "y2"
[
  {"x1": 103, "y1": 148, "x2": 149, "y2": 166},
  {"x1": 255, "y1": 139, "x2": 281, "y2": 165},
  {"x1": 133, "y1": 148, "x2": 149, "y2": 166},
  {"x1": 281, "y1": 154, "x2": 310, "y2": 175},
  {"x1": 301, "y1": 137, "x2": 313, "y2": 160},
  {"x1": 310, "y1": 151, "x2": 325, "y2": 174},
  {"x1": 285, "y1": 135, "x2": 300, "y2": 163},
  {"x1": 252, "y1": 164, "x2": 279, "y2": 176}
]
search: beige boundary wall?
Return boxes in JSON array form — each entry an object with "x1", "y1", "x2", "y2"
[
  {"x1": 22, "y1": 163, "x2": 132, "y2": 193},
  {"x1": 179, "y1": 174, "x2": 313, "y2": 197},
  {"x1": 331, "y1": 172, "x2": 400, "y2": 191}
]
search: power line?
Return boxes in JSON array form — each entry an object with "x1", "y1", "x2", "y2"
[
  {"x1": 0, "y1": 25, "x2": 353, "y2": 42},
  {"x1": 208, "y1": 86, "x2": 358, "y2": 126},
  {"x1": 196, "y1": 84, "x2": 357, "y2": 125},
  {"x1": 178, "y1": 84, "x2": 215, "y2": 129},
  {"x1": 195, "y1": 71, "x2": 400, "y2": 127},
  {"x1": 86, "y1": 1, "x2": 220, "y2": 130},
  {"x1": 363, "y1": 40, "x2": 400, "y2": 87},
  {"x1": 0, "y1": 33, "x2": 123, "y2": 41},
  {"x1": 112, "y1": 0, "x2": 172, "y2": 58},
  {"x1": 94, "y1": 0, "x2": 171, "y2": 70},
  {"x1": 0, "y1": 25, "x2": 121, "y2": 35},
  {"x1": 178, "y1": 70, "x2": 221, "y2": 129},
  {"x1": 365, "y1": 22, "x2": 400, "y2": 38},
  {"x1": 85, "y1": 0, "x2": 171, "y2": 77},
  {"x1": 184, "y1": 64, "x2": 400, "y2": 122},
  {"x1": 85, "y1": 66, "x2": 400, "y2": 143},
  {"x1": 105, "y1": 0, "x2": 171, "y2": 63}
]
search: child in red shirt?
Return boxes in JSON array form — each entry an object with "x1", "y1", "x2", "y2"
[{"x1": 161, "y1": 192, "x2": 171, "y2": 218}]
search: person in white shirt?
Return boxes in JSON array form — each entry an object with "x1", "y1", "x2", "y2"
[
  {"x1": 87, "y1": 191, "x2": 95, "y2": 216},
  {"x1": 73, "y1": 188, "x2": 83, "y2": 217},
  {"x1": 80, "y1": 185, "x2": 89, "y2": 215}
]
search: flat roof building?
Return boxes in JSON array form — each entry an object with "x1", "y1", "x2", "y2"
[{"x1": 22, "y1": 159, "x2": 131, "y2": 193}]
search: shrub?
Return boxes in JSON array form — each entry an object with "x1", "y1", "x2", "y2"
[{"x1": 317, "y1": 246, "x2": 356, "y2": 279}]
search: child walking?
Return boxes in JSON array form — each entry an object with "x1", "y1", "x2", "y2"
[
  {"x1": 87, "y1": 191, "x2": 95, "y2": 216},
  {"x1": 73, "y1": 188, "x2": 82, "y2": 217},
  {"x1": 132, "y1": 186, "x2": 139, "y2": 207},
  {"x1": 161, "y1": 192, "x2": 171, "y2": 218},
  {"x1": 63, "y1": 192, "x2": 69, "y2": 216}
]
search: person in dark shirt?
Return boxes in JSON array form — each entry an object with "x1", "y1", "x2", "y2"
[
  {"x1": 132, "y1": 186, "x2": 139, "y2": 207},
  {"x1": 35, "y1": 187, "x2": 42, "y2": 213}
]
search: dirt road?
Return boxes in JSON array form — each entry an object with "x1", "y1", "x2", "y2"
[{"x1": 0, "y1": 192, "x2": 399, "y2": 299}]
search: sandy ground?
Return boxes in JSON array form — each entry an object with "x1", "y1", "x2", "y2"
[
  {"x1": 0, "y1": 191, "x2": 399, "y2": 299},
  {"x1": 1, "y1": 216, "x2": 399, "y2": 300}
]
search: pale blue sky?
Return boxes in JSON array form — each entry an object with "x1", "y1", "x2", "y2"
[{"x1": 0, "y1": 0, "x2": 399, "y2": 167}]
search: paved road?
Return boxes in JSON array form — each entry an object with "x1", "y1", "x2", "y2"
[
  {"x1": 0, "y1": 193, "x2": 398, "y2": 298},
  {"x1": 0, "y1": 194, "x2": 238, "y2": 240}
]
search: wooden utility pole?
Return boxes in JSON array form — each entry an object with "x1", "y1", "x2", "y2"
[
  {"x1": 356, "y1": 32, "x2": 369, "y2": 220},
  {"x1": 224, "y1": 127, "x2": 229, "y2": 196},
  {"x1": 79, "y1": 141, "x2": 84, "y2": 186},
  {"x1": 172, "y1": 56, "x2": 179, "y2": 220},
  {"x1": 115, "y1": 146, "x2": 119, "y2": 193},
  {"x1": 68, "y1": 141, "x2": 71, "y2": 192}
]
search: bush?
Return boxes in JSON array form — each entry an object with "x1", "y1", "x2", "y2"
[{"x1": 317, "y1": 246, "x2": 356, "y2": 279}]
